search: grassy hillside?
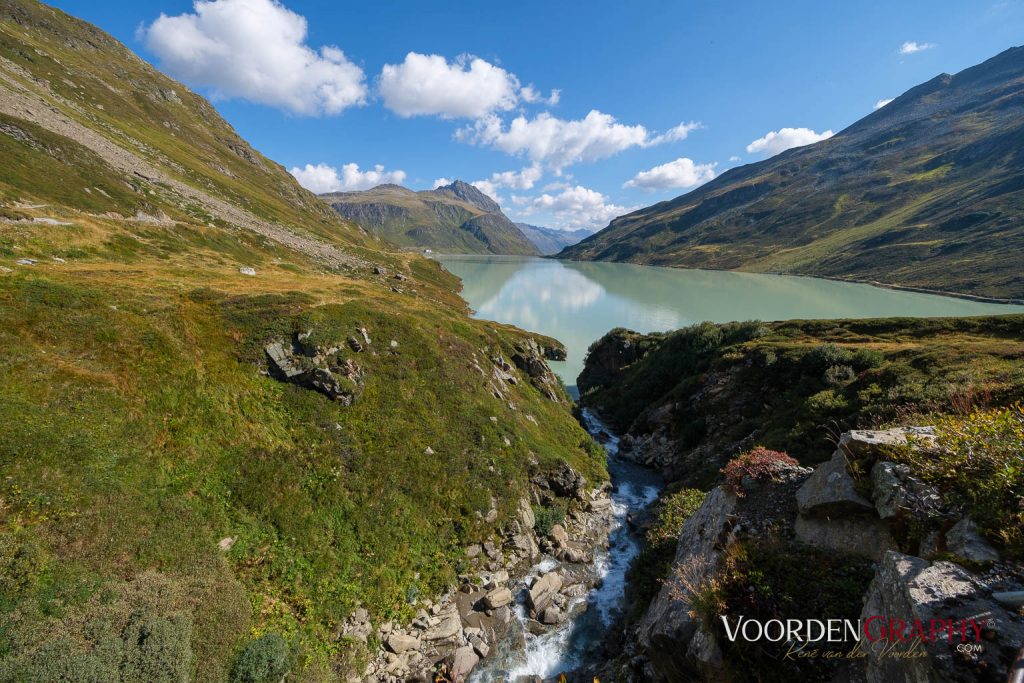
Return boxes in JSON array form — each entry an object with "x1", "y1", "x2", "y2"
[
  {"x1": 560, "y1": 47, "x2": 1024, "y2": 301},
  {"x1": 580, "y1": 315, "x2": 1024, "y2": 485},
  {"x1": 322, "y1": 182, "x2": 540, "y2": 256},
  {"x1": 0, "y1": 2, "x2": 603, "y2": 680}
]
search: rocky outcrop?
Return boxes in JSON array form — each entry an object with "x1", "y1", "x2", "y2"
[
  {"x1": 511, "y1": 338, "x2": 566, "y2": 401},
  {"x1": 265, "y1": 328, "x2": 364, "y2": 404},
  {"x1": 629, "y1": 427, "x2": 1021, "y2": 683},
  {"x1": 862, "y1": 552, "x2": 1024, "y2": 683}
]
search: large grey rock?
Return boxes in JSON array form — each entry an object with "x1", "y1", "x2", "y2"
[
  {"x1": 526, "y1": 572, "x2": 563, "y2": 617},
  {"x1": 839, "y1": 427, "x2": 935, "y2": 460},
  {"x1": 549, "y1": 524, "x2": 569, "y2": 547},
  {"x1": 637, "y1": 486, "x2": 737, "y2": 680},
  {"x1": 423, "y1": 612, "x2": 461, "y2": 642},
  {"x1": 384, "y1": 633, "x2": 419, "y2": 654},
  {"x1": 450, "y1": 645, "x2": 480, "y2": 681},
  {"x1": 518, "y1": 497, "x2": 535, "y2": 529},
  {"x1": 794, "y1": 515, "x2": 897, "y2": 560},
  {"x1": 861, "y1": 551, "x2": 1024, "y2": 683},
  {"x1": 483, "y1": 587, "x2": 512, "y2": 609},
  {"x1": 946, "y1": 518, "x2": 999, "y2": 563},
  {"x1": 795, "y1": 449, "x2": 874, "y2": 516},
  {"x1": 870, "y1": 460, "x2": 944, "y2": 521}
]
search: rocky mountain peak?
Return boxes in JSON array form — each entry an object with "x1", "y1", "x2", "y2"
[{"x1": 431, "y1": 180, "x2": 501, "y2": 214}]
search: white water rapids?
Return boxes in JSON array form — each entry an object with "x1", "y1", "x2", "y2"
[{"x1": 469, "y1": 409, "x2": 661, "y2": 682}]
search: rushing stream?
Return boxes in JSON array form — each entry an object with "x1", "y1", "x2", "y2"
[{"x1": 470, "y1": 409, "x2": 662, "y2": 682}]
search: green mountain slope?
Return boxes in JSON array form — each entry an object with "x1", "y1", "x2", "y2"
[
  {"x1": 0, "y1": 2, "x2": 602, "y2": 679},
  {"x1": 322, "y1": 181, "x2": 541, "y2": 256},
  {"x1": 559, "y1": 46, "x2": 1024, "y2": 301}
]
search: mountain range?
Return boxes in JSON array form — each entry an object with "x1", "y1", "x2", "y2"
[
  {"x1": 322, "y1": 181, "x2": 541, "y2": 256},
  {"x1": 514, "y1": 222, "x2": 593, "y2": 255},
  {"x1": 560, "y1": 46, "x2": 1024, "y2": 301}
]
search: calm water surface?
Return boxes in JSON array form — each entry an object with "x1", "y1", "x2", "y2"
[{"x1": 437, "y1": 255, "x2": 1024, "y2": 391}]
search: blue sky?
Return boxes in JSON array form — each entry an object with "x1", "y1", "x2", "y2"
[{"x1": 49, "y1": 0, "x2": 1024, "y2": 230}]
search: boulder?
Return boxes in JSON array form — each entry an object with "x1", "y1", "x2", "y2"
[
  {"x1": 384, "y1": 633, "x2": 420, "y2": 654},
  {"x1": 450, "y1": 645, "x2": 479, "y2": 681},
  {"x1": 794, "y1": 515, "x2": 897, "y2": 561},
  {"x1": 945, "y1": 518, "x2": 999, "y2": 563},
  {"x1": 870, "y1": 460, "x2": 944, "y2": 521},
  {"x1": 795, "y1": 449, "x2": 874, "y2": 516},
  {"x1": 549, "y1": 524, "x2": 569, "y2": 547},
  {"x1": 518, "y1": 498, "x2": 535, "y2": 529},
  {"x1": 838, "y1": 427, "x2": 935, "y2": 461},
  {"x1": 861, "y1": 551, "x2": 1024, "y2": 683},
  {"x1": 527, "y1": 572, "x2": 563, "y2": 616},
  {"x1": 483, "y1": 587, "x2": 512, "y2": 610},
  {"x1": 423, "y1": 613, "x2": 461, "y2": 642},
  {"x1": 539, "y1": 606, "x2": 563, "y2": 625},
  {"x1": 238, "y1": 266, "x2": 256, "y2": 276}
]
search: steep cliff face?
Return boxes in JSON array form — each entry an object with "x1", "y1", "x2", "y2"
[{"x1": 559, "y1": 47, "x2": 1024, "y2": 300}]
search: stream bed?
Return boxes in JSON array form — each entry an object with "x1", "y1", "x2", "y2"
[{"x1": 469, "y1": 409, "x2": 662, "y2": 682}]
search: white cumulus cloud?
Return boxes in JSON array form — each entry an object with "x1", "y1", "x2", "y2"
[
  {"x1": 874, "y1": 98, "x2": 895, "y2": 110},
  {"x1": 514, "y1": 185, "x2": 636, "y2": 230},
  {"x1": 142, "y1": 0, "x2": 366, "y2": 116},
  {"x1": 899, "y1": 41, "x2": 936, "y2": 55},
  {"x1": 432, "y1": 177, "x2": 453, "y2": 189},
  {"x1": 729, "y1": 155, "x2": 742, "y2": 162},
  {"x1": 458, "y1": 111, "x2": 701, "y2": 171},
  {"x1": 624, "y1": 157, "x2": 717, "y2": 191},
  {"x1": 378, "y1": 52, "x2": 524, "y2": 119},
  {"x1": 289, "y1": 163, "x2": 406, "y2": 193},
  {"x1": 520, "y1": 85, "x2": 561, "y2": 106},
  {"x1": 746, "y1": 127, "x2": 834, "y2": 156}
]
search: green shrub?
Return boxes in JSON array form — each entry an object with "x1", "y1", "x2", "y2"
[
  {"x1": 805, "y1": 343, "x2": 854, "y2": 369},
  {"x1": 892, "y1": 405, "x2": 1024, "y2": 557},
  {"x1": 823, "y1": 364, "x2": 855, "y2": 385},
  {"x1": 231, "y1": 633, "x2": 291, "y2": 683},
  {"x1": 119, "y1": 612, "x2": 193, "y2": 683},
  {"x1": 532, "y1": 504, "x2": 566, "y2": 536},
  {"x1": 625, "y1": 488, "x2": 708, "y2": 620},
  {"x1": 851, "y1": 348, "x2": 884, "y2": 370}
]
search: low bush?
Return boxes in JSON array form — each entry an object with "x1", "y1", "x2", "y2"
[
  {"x1": 532, "y1": 504, "x2": 566, "y2": 536},
  {"x1": 721, "y1": 448, "x2": 799, "y2": 495},
  {"x1": 893, "y1": 404, "x2": 1024, "y2": 557},
  {"x1": 231, "y1": 633, "x2": 291, "y2": 683}
]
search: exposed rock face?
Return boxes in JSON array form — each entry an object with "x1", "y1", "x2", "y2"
[
  {"x1": 946, "y1": 518, "x2": 1000, "y2": 563},
  {"x1": 637, "y1": 487, "x2": 737, "y2": 680},
  {"x1": 627, "y1": 427, "x2": 1021, "y2": 683},
  {"x1": 265, "y1": 330, "x2": 364, "y2": 404},
  {"x1": 870, "y1": 460, "x2": 944, "y2": 522},
  {"x1": 796, "y1": 449, "x2": 874, "y2": 516},
  {"x1": 861, "y1": 552, "x2": 1024, "y2": 683},
  {"x1": 511, "y1": 338, "x2": 565, "y2": 401}
]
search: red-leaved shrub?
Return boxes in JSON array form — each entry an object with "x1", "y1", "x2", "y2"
[{"x1": 721, "y1": 447, "x2": 799, "y2": 494}]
